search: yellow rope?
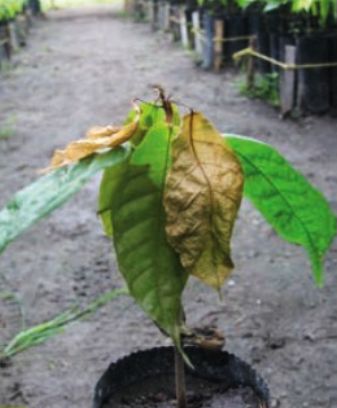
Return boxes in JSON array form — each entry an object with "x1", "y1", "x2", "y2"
[
  {"x1": 233, "y1": 47, "x2": 337, "y2": 70},
  {"x1": 213, "y1": 34, "x2": 255, "y2": 43},
  {"x1": 191, "y1": 27, "x2": 255, "y2": 45}
]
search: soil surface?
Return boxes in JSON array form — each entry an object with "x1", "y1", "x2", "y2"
[
  {"x1": 106, "y1": 378, "x2": 258, "y2": 408},
  {"x1": 0, "y1": 5, "x2": 337, "y2": 408}
]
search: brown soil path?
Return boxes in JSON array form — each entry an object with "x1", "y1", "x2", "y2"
[{"x1": 0, "y1": 6, "x2": 336, "y2": 408}]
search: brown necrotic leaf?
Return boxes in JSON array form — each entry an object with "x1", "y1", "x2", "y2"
[{"x1": 164, "y1": 112, "x2": 244, "y2": 290}]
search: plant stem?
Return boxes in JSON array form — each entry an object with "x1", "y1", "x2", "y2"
[{"x1": 174, "y1": 346, "x2": 187, "y2": 408}]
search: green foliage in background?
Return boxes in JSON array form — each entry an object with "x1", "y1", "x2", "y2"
[
  {"x1": 197, "y1": 0, "x2": 336, "y2": 26},
  {"x1": 41, "y1": 0, "x2": 120, "y2": 10},
  {"x1": 239, "y1": 73, "x2": 280, "y2": 108},
  {"x1": 0, "y1": 0, "x2": 26, "y2": 21},
  {"x1": 262, "y1": 0, "x2": 337, "y2": 25}
]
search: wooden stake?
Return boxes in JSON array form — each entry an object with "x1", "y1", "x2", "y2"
[
  {"x1": 163, "y1": 2, "x2": 171, "y2": 32},
  {"x1": 150, "y1": 0, "x2": 158, "y2": 31},
  {"x1": 180, "y1": 7, "x2": 189, "y2": 49},
  {"x1": 192, "y1": 10, "x2": 203, "y2": 56},
  {"x1": 213, "y1": 19, "x2": 224, "y2": 72},
  {"x1": 124, "y1": 0, "x2": 130, "y2": 14},
  {"x1": 280, "y1": 45, "x2": 296, "y2": 117}
]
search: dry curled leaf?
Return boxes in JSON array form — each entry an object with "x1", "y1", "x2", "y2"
[
  {"x1": 86, "y1": 125, "x2": 121, "y2": 139},
  {"x1": 45, "y1": 109, "x2": 139, "y2": 171},
  {"x1": 164, "y1": 112, "x2": 244, "y2": 290}
]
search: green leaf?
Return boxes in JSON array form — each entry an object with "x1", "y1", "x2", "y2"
[
  {"x1": 98, "y1": 158, "x2": 130, "y2": 237},
  {"x1": 98, "y1": 103, "x2": 181, "y2": 237},
  {"x1": 225, "y1": 134, "x2": 336, "y2": 286},
  {"x1": 0, "y1": 147, "x2": 130, "y2": 254},
  {"x1": 125, "y1": 102, "x2": 181, "y2": 146},
  {"x1": 125, "y1": 103, "x2": 166, "y2": 146},
  {"x1": 108, "y1": 123, "x2": 187, "y2": 341},
  {"x1": 2, "y1": 287, "x2": 128, "y2": 358},
  {"x1": 98, "y1": 103, "x2": 167, "y2": 236}
]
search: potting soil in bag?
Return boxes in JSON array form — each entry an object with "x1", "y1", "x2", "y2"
[
  {"x1": 267, "y1": 12, "x2": 284, "y2": 73},
  {"x1": 247, "y1": 12, "x2": 261, "y2": 36},
  {"x1": 28, "y1": 0, "x2": 41, "y2": 15},
  {"x1": 0, "y1": 26, "x2": 9, "y2": 60},
  {"x1": 224, "y1": 14, "x2": 248, "y2": 65},
  {"x1": 0, "y1": 43, "x2": 6, "y2": 64},
  {"x1": 170, "y1": 5, "x2": 181, "y2": 41},
  {"x1": 269, "y1": 33, "x2": 280, "y2": 72},
  {"x1": 185, "y1": 7, "x2": 194, "y2": 46},
  {"x1": 328, "y1": 34, "x2": 337, "y2": 113},
  {"x1": 296, "y1": 35, "x2": 330, "y2": 114}
]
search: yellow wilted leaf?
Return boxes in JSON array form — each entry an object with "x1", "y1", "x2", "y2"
[
  {"x1": 86, "y1": 125, "x2": 121, "y2": 139},
  {"x1": 45, "y1": 111, "x2": 139, "y2": 171},
  {"x1": 164, "y1": 112, "x2": 244, "y2": 290}
]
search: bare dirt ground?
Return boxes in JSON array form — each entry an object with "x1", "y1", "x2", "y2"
[{"x1": 0, "y1": 5, "x2": 337, "y2": 408}]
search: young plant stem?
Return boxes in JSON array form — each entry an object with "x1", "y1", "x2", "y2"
[{"x1": 174, "y1": 346, "x2": 187, "y2": 408}]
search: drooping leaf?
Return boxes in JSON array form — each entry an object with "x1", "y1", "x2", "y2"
[
  {"x1": 98, "y1": 159, "x2": 130, "y2": 237},
  {"x1": 164, "y1": 113, "x2": 244, "y2": 290},
  {"x1": 225, "y1": 134, "x2": 337, "y2": 286},
  {"x1": 2, "y1": 287, "x2": 128, "y2": 358},
  {"x1": 0, "y1": 147, "x2": 130, "y2": 254},
  {"x1": 45, "y1": 110, "x2": 139, "y2": 171},
  {"x1": 108, "y1": 123, "x2": 187, "y2": 342}
]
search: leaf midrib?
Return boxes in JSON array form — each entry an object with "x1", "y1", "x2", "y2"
[
  {"x1": 237, "y1": 150, "x2": 319, "y2": 258},
  {"x1": 188, "y1": 115, "x2": 221, "y2": 288}
]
